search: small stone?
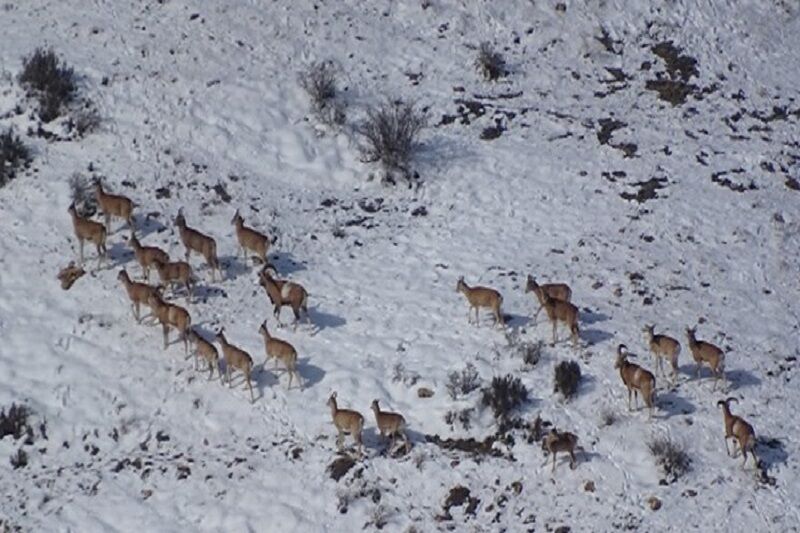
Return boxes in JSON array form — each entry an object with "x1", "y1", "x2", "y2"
[
  {"x1": 584, "y1": 480, "x2": 595, "y2": 492},
  {"x1": 647, "y1": 496, "x2": 662, "y2": 510},
  {"x1": 417, "y1": 387, "x2": 434, "y2": 398}
]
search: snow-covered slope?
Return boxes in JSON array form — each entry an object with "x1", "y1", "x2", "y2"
[{"x1": 1, "y1": 1, "x2": 799, "y2": 531}]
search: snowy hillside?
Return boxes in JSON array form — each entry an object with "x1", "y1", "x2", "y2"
[{"x1": 1, "y1": 0, "x2": 800, "y2": 531}]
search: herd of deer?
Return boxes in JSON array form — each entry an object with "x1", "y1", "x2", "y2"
[
  {"x1": 456, "y1": 274, "x2": 758, "y2": 472},
  {"x1": 66, "y1": 180, "x2": 410, "y2": 455},
  {"x1": 66, "y1": 180, "x2": 758, "y2": 467}
]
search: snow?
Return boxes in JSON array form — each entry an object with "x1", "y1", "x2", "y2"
[{"x1": 1, "y1": 0, "x2": 800, "y2": 531}]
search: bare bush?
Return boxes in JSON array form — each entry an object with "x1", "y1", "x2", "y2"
[
  {"x1": 9, "y1": 448, "x2": 28, "y2": 469},
  {"x1": 0, "y1": 129, "x2": 32, "y2": 188},
  {"x1": 0, "y1": 403, "x2": 33, "y2": 442},
  {"x1": 475, "y1": 42, "x2": 506, "y2": 81},
  {"x1": 554, "y1": 360, "x2": 581, "y2": 399},
  {"x1": 68, "y1": 99, "x2": 102, "y2": 137},
  {"x1": 648, "y1": 436, "x2": 691, "y2": 481},
  {"x1": 299, "y1": 61, "x2": 345, "y2": 127},
  {"x1": 481, "y1": 374, "x2": 529, "y2": 422},
  {"x1": 446, "y1": 363, "x2": 481, "y2": 399},
  {"x1": 69, "y1": 172, "x2": 97, "y2": 217},
  {"x1": 392, "y1": 362, "x2": 420, "y2": 387},
  {"x1": 356, "y1": 100, "x2": 426, "y2": 185},
  {"x1": 519, "y1": 339, "x2": 543, "y2": 368},
  {"x1": 444, "y1": 408, "x2": 474, "y2": 431},
  {"x1": 19, "y1": 48, "x2": 76, "y2": 122}
]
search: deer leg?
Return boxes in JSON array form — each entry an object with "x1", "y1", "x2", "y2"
[
  {"x1": 627, "y1": 388, "x2": 632, "y2": 411},
  {"x1": 533, "y1": 305, "x2": 542, "y2": 324},
  {"x1": 475, "y1": 308, "x2": 480, "y2": 327},
  {"x1": 162, "y1": 324, "x2": 169, "y2": 349},
  {"x1": 132, "y1": 302, "x2": 140, "y2": 322},
  {"x1": 246, "y1": 373, "x2": 254, "y2": 403},
  {"x1": 570, "y1": 450, "x2": 577, "y2": 469},
  {"x1": 78, "y1": 239, "x2": 85, "y2": 266},
  {"x1": 552, "y1": 322, "x2": 557, "y2": 346},
  {"x1": 227, "y1": 366, "x2": 233, "y2": 388},
  {"x1": 724, "y1": 436, "x2": 731, "y2": 456},
  {"x1": 552, "y1": 452, "x2": 557, "y2": 473}
]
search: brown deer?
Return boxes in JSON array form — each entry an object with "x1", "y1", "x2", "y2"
[
  {"x1": 525, "y1": 275, "x2": 572, "y2": 324},
  {"x1": 147, "y1": 292, "x2": 191, "y2": 355},
  {"x1": 151, "y1": 257, "x2": 194, "y2": 300},
  {"x1": 68, "y1": 202, "x2": 107, "y2": 267},
  {"x1": 258, "y1": 320, "x2": 302, "y2": 390},
  {"x1": 539, "y1": 291, "x2": 579, "y2": 347},
  {"x1": 456, "y1": 276, "x2": 504, "y2": 328},
  {"x1": 327, "y1": 392, "x2": 364, "y2": 456},
  {"x1": 643, "y1": 324, "x2": 681, "y2": 384},
  {"x1": 128, "y1": 233, "x2": 169, "y2": 282},
  {"x1": 258, "y1": 267, "x2": 309, "y2": 330},
  {"x1": 215, "y1": 328, "x2": 255, "y2": 403},
  {"x1": 615, "y1": 344, "x2": 656, "y2": 419},
  {"x1": 94, "y1": 179, "x2": 134, "y2": 232},
  {"x1": 117, "y1": 269, "x2": 160, "y2": 323},
  {"x1": 686, "y1": 327, "x2": 726, "y2": 390},
  {"x1": 371, "y1": 399, "x2": 410, "y2": 452},
  {"x1": 232, "y1": 209, "x2": 270, "y2": 265},
  {"x1": 175, "y1": 208, "x2": 222, "y2": 281},
  {"x1": 187, "y1": 328, "x2": 220, "y2": 381},
  {"x1": 541, "y1": 429, "x2": 579, "y2": 473},
  {"x1": 717, "y1": 397, "x2": 757, "y2": 468}
]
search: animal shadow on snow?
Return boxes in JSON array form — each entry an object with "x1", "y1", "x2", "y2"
[
  {"x1": 580, "y1": 328, "x2": 614, "y2": 346},
  {"x1": 656, "y1": 390, "x2": 695, "y2": 418},
  {"x1": 363, "y1": 426, "x2": 424, "y2": 458},
  {"x1": 543, "y1": 449, "x2": 602, "y2": 472},
  {"x1": 296, "y1": 357, "x2": 325, "y2": 389},
  {"x1": 676, "y1": 365, "x2": 761, "y2": 391},
  {"x1": 725, "y1": 369, "x2": 761, "y2": 390},
  {"x1": 95, "y1": 241, "x2": 134, "y2": 271},
  {"x1": 192, "y1": 281, "x2": 228, "y2": 303},
  {"x1": 133, "y1": 214, "x2": 168, "y2": 240},
  {"x1": 580, "y1": 309, "x2": 611, "y2": 325},
  {"x1": 503, "y1": 313, "x2": 531, "y2": 330},
  {"x1": 219, "y1": 255, "x2": 251, "y2": 282},
  {"x1": 756, "y1": 435, "x2": 788, "y2": 473},
  {"x1": 268, "y1": 251, "x2": 307, "y2": 276},
  {"x1": 306, "y1": 307, "x2": 346, "y2": 334}
]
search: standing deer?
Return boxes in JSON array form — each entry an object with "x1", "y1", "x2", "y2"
[
  {"x1": 151, "y1": 257, "x2": 194, "y2": 300},
  {"x1": 525, "y1": 275, "x2": 572, "y2": 324},
  {"x1": 175, "y1": 208, "x2": 222, "y2": 281},
  {"x1": 371, "y1": 399, "x2": 410, "y2": 453},
  {"x1": 541, "y1": 429, "x2": 579, "y2": 473},
  {"x1": 456, "y1": 276, "x2": 504, "y2": 328},
  {"x1": 717, "y1": 397, "x2": 757, "y2": 468},
  {"x1": 94, "y1": 179, "x2": 134, "y2": 232},
  {"x1": 215, "y1": 328, "x2": 255, "y2": 403},
  {"x1": 643, "y1": 324, "x2": 681, "y2": 384},
  {"x1": 686, "y1": 327, "x2": 726, "y2": 390},
  {"x1": 258, "y1": 320, "x2": 302, "y2": 390},
  {"x1": 68, "y1": 202, "x2": 107, "y2": 267},
  {"x1": 147, "y1": 292, "x2": 191, "y2": 355},
  {"x1": 187, "y1": 328, "x2": 220, "y2": 381},
  {"x1": 615, "y1": 344, "x2": 656, "y2": 419},
  {"x1": 539, "y1": 290, "x2": 579, "y2": 348},
  {"x1": 128, "y1": 233, "x2": 169, "y2": 282},
  {"x1": 327, "y1": 392, "x2": 364, "y2": 456},
  {"x1": 258, "y1": 268, "x2": 309, "y2": 330},
  {"x1": 117, "y1": 269, "x2": 160, "y2": 323},
  {"x1": 232, "y1": 209, "x2": 270, "y2": 265}
]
